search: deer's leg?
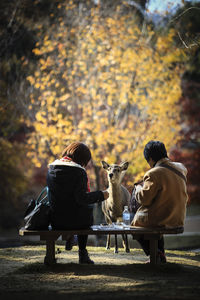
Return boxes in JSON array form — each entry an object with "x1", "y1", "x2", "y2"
[
  {"x1": 114, "y1": 234, "x2": 118, "y2": 253},
  {"x1": 106, "y1": 234, "x2": 111, "y2": 250},
  {"x1": 124, "y1": 234, "x2": 130, "y2": 253},
  {"x1": 122, "y1": 234, "x2": 130, "y2": 253}
]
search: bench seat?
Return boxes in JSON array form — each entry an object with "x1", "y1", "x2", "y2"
[{"x1": 19, "y1": 226, "x2": 184, "y2": 265}]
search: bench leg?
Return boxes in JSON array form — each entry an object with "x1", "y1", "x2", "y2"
[
  {"x1": 44, "y1": 240, "x2": 56, "y2": 265},
  {"x1": 149, "y1": 239, "x2": 158, "y2": 265},
  {"x1": 122, "y1": 234, "x2": 130, "y2": 253}
]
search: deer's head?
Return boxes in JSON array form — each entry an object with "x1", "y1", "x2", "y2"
[{"x1": 101, "y1": 161, "x2": 129, "y2": 184}]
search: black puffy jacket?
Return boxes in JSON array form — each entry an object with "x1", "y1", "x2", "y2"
[{"x1": 47, "y1": 160, "x2": 104, "y2": 229}]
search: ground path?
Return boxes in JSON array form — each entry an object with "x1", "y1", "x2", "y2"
[
  {"x1": 184, "y1": 215, "x2": 200, "y2": 232},
  {"x1": 0, "y1": 245, "x2": 200, "y2": 300}
]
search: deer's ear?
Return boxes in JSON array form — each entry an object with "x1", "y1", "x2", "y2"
[
  {"x1": 120, "y1": 161, "x2": 129, "y2": 171},
  {"x1": 101, "y1": 161, "x2": 110, "y2": 170}
]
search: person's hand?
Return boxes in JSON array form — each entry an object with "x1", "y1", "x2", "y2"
[
  {"x1": 135, "y1": 184, "x2": 142, "y2": 194},
  {"x1": 102, "y1": 190, "x2": 109, "y2": 200}
]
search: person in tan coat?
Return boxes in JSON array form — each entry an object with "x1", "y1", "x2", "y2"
[{"x1": 131, "y1": 140, "x2": 188, "y2": 263}]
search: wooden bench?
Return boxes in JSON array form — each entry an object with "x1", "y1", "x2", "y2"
[{"x1": 19, "y1": 226, "x2": 184, "y2": 265}]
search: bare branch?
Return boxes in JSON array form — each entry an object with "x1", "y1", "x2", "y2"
[
  {"x1": 8, "y1": 0, "x2": 20, "y2": 28},
  {"x1": 177, "y1": 31, "x2": 189, "y2": 48},
  {"x1": 169, "y1": 7, "x2": 200, "y2": 24}
]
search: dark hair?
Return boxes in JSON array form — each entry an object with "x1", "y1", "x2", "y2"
[
  {"x1": 143, "y1": 140, "x2": 168, "y2": 163},
  {"x1": 62, "y1": 142, "x2": 91, "y2": 167}
]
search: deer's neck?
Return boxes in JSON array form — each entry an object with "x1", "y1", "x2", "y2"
[{"x1": 108, "y1": 182, "x2": 122, "y2": 203}]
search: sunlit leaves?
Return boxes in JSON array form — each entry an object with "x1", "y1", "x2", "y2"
[{"x1": 26, "y1": 1, "x2": 187, "y2": 184}]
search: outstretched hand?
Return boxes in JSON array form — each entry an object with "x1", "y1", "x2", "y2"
[{"x1": 102, "y1": 190, "x2": 109, "y2": 200}]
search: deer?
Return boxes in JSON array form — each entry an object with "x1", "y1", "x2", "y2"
[{"x1": 101, "y1": 161, "x2": 131, "y2": 253}]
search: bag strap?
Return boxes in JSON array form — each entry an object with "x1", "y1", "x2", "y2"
[
  {"x1": 159, "y1": 163, "x2": 187, "y2": 183},
  {"x1": 35, "y1": 186, "x2": 49, "y2": 205},
  {"x1": 134, "y1": 180, "x2": 143, "y2": 186}
]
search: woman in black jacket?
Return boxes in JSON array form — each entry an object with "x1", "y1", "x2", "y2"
[{"x1": 47, "y1": 142, "x2": 109, "y2": 264}]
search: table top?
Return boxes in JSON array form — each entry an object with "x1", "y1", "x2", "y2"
[{"x1": 19, "y1": 225, "x2": 184, "y2": 236}]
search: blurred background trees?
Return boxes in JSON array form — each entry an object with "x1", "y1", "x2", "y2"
[
  {"x1": 0, "y1": 0, "x2": 61, "y2": 228},
  {"x1": 170, "y1": 2, "x2": 200, "y2": 204},
  {"x1": 0, "y1": 0, "x2": 199, "y2": 229}
]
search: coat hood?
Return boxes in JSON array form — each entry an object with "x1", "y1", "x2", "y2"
[{"x1": 49, "y1": 159, "x2": 85, "y2": 170}]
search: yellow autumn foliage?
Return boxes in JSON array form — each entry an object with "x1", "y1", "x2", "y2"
[{"x1": 25, "y1": 1, "x2": 188, "y2": 187}]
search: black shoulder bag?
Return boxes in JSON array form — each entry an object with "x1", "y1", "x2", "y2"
[
  {"x1": 129, "y1": 180, "x2": 143, "y2": 214},
  {"x1": 24, "y1": 186, "x2": 51, "y2": 230}
]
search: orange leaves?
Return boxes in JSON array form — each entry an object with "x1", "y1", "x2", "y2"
[
  {"x1": 34, "y1": 71, "x2": 40, "y2": 77},
  {"x1": 25, "y1": 1, "x2": 187, "y2": 181},
  {"x1": 58, "y1": 43, "x2": 64, "y2": 51},
  {"x1": 27, "y1": 76, "x2": 35, "y2": 85},
  {"x1": 35, "y1": 111, "x2": 46, "y2": 123},
  {"x1": 106, "y1": 17, "x2": 117, "y2": 26},
  {"x1": 32, "y1": 48, "x2": 41, "y2": 55},
  {"x1": 59, "y1": 94, "x2": 70, "y2": 101},
  {"x1": 76, "y1": 87, "x2": 87, "y2": 94}
]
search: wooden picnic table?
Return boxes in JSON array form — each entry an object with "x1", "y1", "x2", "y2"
[{"x1": 19, "y1": 226, "x2": 184, "y2": 265}]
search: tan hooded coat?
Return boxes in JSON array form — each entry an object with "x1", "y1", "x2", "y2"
[{"x1": 132, "y1": 158, "x2": 188, "y2": 228}]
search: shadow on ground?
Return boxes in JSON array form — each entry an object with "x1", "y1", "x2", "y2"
[{"x1": 0, "y1": 246, "x2": 200, "y2": 300}]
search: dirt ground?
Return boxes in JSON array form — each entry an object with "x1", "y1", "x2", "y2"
[{"x1": 0, "y1": 245, "x2": 200, "y2": 300}]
